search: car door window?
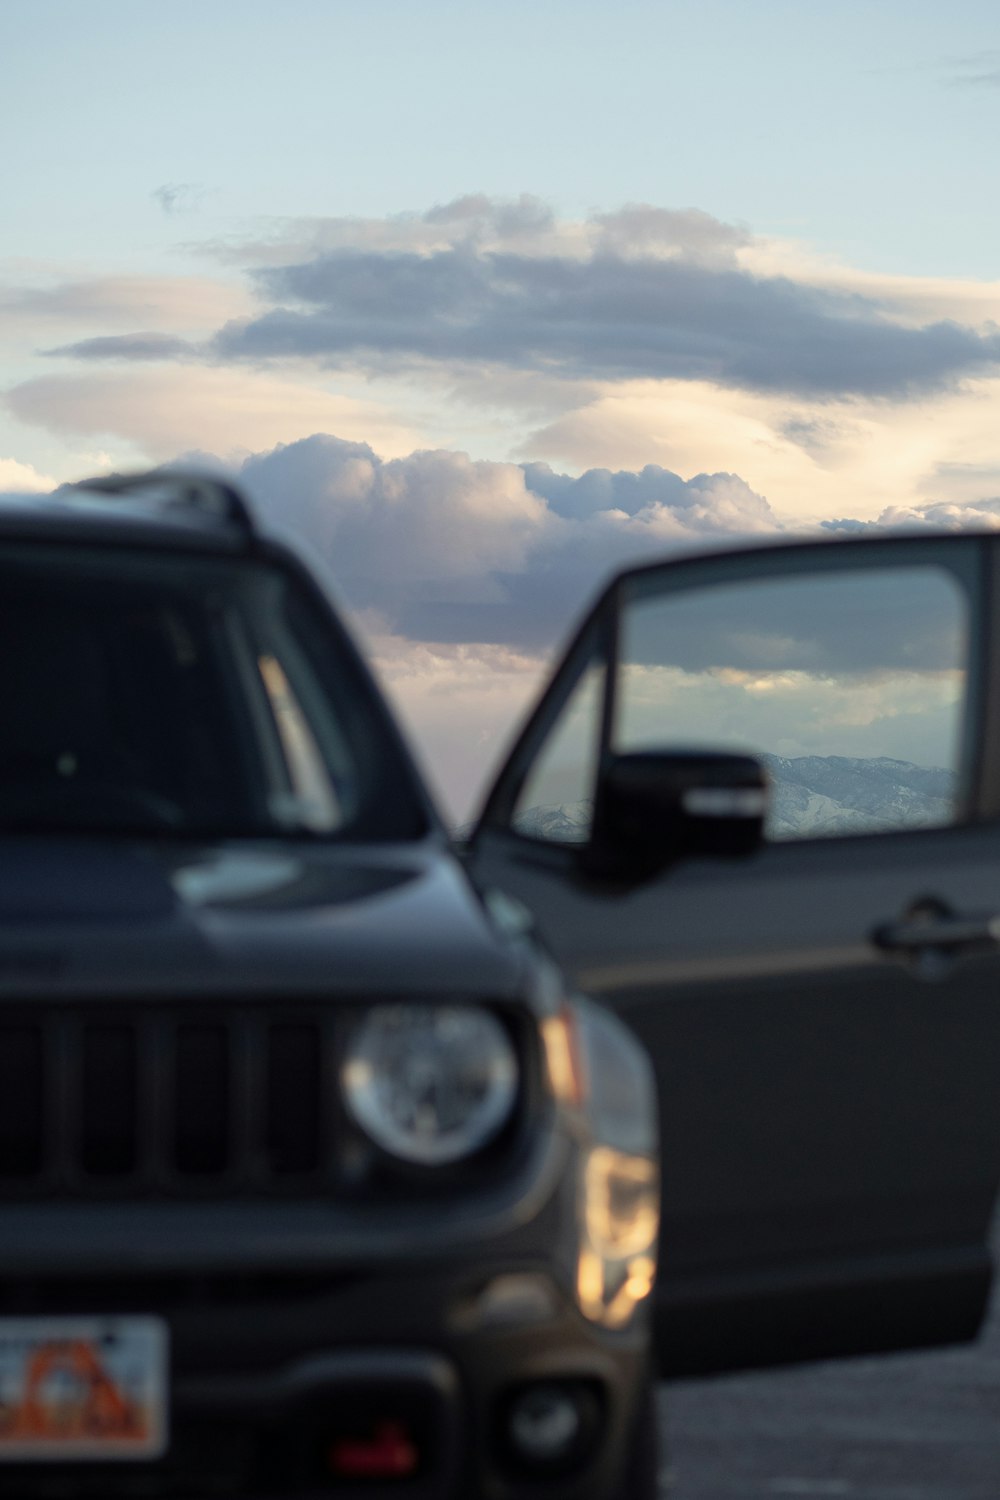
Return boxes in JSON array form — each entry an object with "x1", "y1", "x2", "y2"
[
  {"x1": 615, "y1": 563, "x2": 970, "y2": 840},
  {"x1": 510, "y1": 554, "x2": 974, "y2": 846},
  {"x1": 513, "y1": 657, "x2": 605, "y2": 842}
]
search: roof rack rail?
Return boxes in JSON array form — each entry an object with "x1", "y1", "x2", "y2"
[{"x1": 70, "y1": 468, "x2": 255, "y2": 536}]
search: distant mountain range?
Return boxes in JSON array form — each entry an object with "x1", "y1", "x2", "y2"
[
  {"x1": 761, "y1": 755, "x2": 955, "y2": 838},
  {"x1": 498, "y1": 755, "x2": 957, "y2": 843}
]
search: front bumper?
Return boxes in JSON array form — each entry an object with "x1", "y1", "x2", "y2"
[
  {"x1": 0, "y1": 1271, "x2": 650, "y2": 1500},
  {"x1": 0, "y1": 1134, "x2": 653, "y2": 1498}
]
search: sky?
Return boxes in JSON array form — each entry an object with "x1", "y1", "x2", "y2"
[{"x1": 3, "y1": 0, "x2": 1000, "y2": 819}]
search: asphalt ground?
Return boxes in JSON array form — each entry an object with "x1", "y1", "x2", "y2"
[{"x1": 662, "y1": 1295, "x2": 1000, "y2": 1499}]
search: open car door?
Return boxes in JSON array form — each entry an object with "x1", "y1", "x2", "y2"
[{"x1": 468, "y1": 532, "x2": 1000, "y2": 1377}]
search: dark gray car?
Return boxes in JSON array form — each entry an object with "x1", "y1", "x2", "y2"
[
  {"x1": 0, "y1": 471, "x2": 998, "y2": 1498},
  {"x1": 0, "y1": 474, "x2": 658, "y2": 1499}
]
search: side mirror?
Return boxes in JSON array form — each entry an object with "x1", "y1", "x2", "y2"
[{"x1": 588, "y1": 750, "x2": 768, "y2": 879}]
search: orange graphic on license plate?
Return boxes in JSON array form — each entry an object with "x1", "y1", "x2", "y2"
[{"x1": 0, "y1": 1339, "x2": 152, "y2": 1446}]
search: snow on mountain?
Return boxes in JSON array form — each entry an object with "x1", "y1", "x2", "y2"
[
  {"x1": 511, "y1": 799, "x2": 593, "y2": 842},
  {"x1": 501, "y1": 755, "x2": 956, "y2": 843},
  {"x1": 762, "y1": 755, "x2": 955, "y2": 838}
]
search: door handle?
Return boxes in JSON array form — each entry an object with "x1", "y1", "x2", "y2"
[
  {"x1": 873, "y1": 898, "x2": 1000, "y2": 965},
  {"x1": 874, "y1": 915, "x2": 1000, "y2": 954}
]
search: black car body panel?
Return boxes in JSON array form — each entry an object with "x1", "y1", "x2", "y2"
[
  {"x1": 0, "y1": 837, "x2": 524, "y2": 999},
  {"x1": 0, "y1": 475, "x2": 660, "y2": 1497}
]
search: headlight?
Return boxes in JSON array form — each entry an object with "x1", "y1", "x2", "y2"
[
  {"x1": 577, "y1": 1146, "x2": 659, "y2": 1329},
  {"x1": 341, "y1": 1005, "x2": 519, "y2": 1165}
]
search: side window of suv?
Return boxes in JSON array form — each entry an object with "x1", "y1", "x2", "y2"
[
  {"x1": 510, "y1": 561, "x2": 971, "y2": 845},
  {"x1": 614, "y1": 564, "x2": 969, "y2": 841}
]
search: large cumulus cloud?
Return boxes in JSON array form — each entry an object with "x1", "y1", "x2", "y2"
[
  {"x1": 47, "y1": 198, "x2": 1000, "y2": 400},
  {"x1": 237, "y1": 434, "x2": 781, "y2": 649}
]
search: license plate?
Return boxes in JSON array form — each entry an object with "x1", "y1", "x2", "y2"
[{"x1": 0, "y1": 1317, "x2": 168, "y2": 1461}]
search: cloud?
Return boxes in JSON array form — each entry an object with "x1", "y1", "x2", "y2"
[
  {"x1": 229, "y1": 430, "x2": 1000, "y2": 688},
  {"x1": 4, "y1": 370, "x2": 422, "y2": 464},
  {"x1": 822, "y1": 496, "x2": 1000, "y2": 535},
  {"x1": 423, "y1": 192, "x2": 556, "y2": 239},
  {"x1": 44, "y1": 333, "x2": 197, "y2": 361},
  {"x1": 209, "y1": 246, "x2": 1000, "y2": 398},
  {"x1": 0, "y1": 274, "x2": 252, "y2": 337},
  {"x1": 592, "y1": 205, "x2": 750, "y2": 265},
  {"x1": 15, "y1": 419, "x2": 987, "y2": 666},
  {"x1": 233, "y1": 433, "x2": 780, "y2": 651},
  {"x1": 949, "y1": 69, "x2": 1000, "y2": 88},
  {"x1": 513, "y1": 370, "x2": 1000, "y2": 528},
  {"x1": 189, "y1": 194, "x2": 580, "y2": 268},
  {"x1": 944, "y1": 51, "x2": 1000, "y2": 88},
  {"x1": 152, "y1": 182, "x2": 206, "y2": 216},
  {"x1": 46, "y1": 199, "x2": 1000, "y2": 400},
  {"x1": 779, "y1": 415, "x2": 851, "y2": 458},
  {"x1": 736, "y1": 242, "x2": 1000, "y2": 329},
  {"x1": 0, "y1": 456, "x2": 57, "y2": 492}
]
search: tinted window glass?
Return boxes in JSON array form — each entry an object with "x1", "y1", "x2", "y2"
[
  {"x1": 507, "y1": 558, "x2": 974, "y2": 847},
  {"x1": 615, "y1": 564, "x2": 969, "y2": 840},
  {"x1": 0, "y1": 543, "x2": 425, "y2": 840},
  {"x1": 513, "y1": 657, "x2": 604, "y2": 842}
]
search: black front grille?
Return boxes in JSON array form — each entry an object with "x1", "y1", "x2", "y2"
[{"x1": 0, "y1": 1007, "x2": 337, "y2": 1198}]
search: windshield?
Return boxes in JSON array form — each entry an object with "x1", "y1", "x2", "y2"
[{"x1": 0, "y1": 542, "x2": 426, "y2": 841}]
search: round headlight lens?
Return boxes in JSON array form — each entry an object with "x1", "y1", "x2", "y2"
[{"x1": 342, "y1": 1005, "x2": 519, "y2": 1165}]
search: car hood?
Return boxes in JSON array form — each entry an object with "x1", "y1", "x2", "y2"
[{"x1": 0, "y1": 836, "x2": 525, "y2": 999}]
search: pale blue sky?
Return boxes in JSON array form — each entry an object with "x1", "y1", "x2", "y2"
[{"x1": 2, "y1": 0, "x2": 999, "y2": 276}]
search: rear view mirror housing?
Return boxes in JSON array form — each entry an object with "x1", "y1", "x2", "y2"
[{"x1": 588, "y1": 750, "x2": 768, "y2": 879}]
